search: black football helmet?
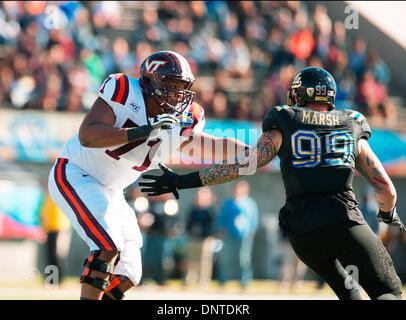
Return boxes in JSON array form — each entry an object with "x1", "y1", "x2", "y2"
[
  {"x1": 139, "y1": 51, "x2": 196, "y2": 114},
  {"x1": 287, "y1": 67, "x2": 336, "y2": 110}
]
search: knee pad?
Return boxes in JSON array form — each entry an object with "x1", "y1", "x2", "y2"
[
  {"x1": 103, "y1": 275, "x2": 128, "y2": 300},
  {"x1": 80, "y1": 250, "x2": 120, "y2": 291}
]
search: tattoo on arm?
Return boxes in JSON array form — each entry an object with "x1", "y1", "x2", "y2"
[
  {"x1": 199, "y1": 130, "x2": 280, "y2": 186},
  {"x1": 357, "y1": 154, "x2": 389, "y2": 192}
]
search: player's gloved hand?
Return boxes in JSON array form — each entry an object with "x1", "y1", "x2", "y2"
[
  {"x1": 139, "y1": 163, "x2": 180, "y2": 199},
  {"x1": 377, "y1": 207, "x2": 406, "y2": 232},
  {"x1": 127, "y1": 114, "x2": 179, "y2": 143},
  {"x1": 139, "y1": 163, "x2": 203, "y2": 199},
  {"x1": 149, "y1": 114, "x2": 179, "y2": 130}
]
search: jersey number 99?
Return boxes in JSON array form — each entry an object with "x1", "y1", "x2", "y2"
[{"x1": 291, "y1": 130, "x2": 354, "y2": 168}]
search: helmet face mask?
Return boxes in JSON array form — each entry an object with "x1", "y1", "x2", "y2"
[
  {"x1": 154, "y1": 77, "x2": 195, "y2": 114},
  {"x1": 287, "y1": 67, "x2": 336, "y2": 110},
  {"x1": 140, "y1": 51, "x2": 196, "y2": 114}
]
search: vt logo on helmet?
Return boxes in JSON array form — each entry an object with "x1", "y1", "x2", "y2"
[
  {"x1": 144, "y1": 60, "x2": 168, "y2": 74},
  {"x1": 287, "y1": 67, "x2": 336, "y2": 110},
  {"x1": 139, "y1": 51, "x2": 196, "y2": 114}
]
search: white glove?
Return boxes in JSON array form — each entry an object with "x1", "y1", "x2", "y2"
[
  {"x1": 150, "y1": 114, "x2": 179, "y2": 131},
  {"x1": 127, "y1": 114, "x2": 180, "y2": 143}
]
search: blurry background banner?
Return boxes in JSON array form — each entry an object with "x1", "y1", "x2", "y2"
[
  {"x1": 0, "y1": 109, "x2": 405, "y2": 175},
  {"x1": 0, "y1": 177, "x2": 45, "y2": 241}
]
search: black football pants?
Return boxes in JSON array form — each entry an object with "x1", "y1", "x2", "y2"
[{"x1": 288, "y1": 220, "x2": 403, "y2": 300}]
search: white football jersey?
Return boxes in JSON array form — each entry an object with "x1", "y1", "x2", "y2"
[{"x1": 59, "y1": 73, "x2": 205, "y2": 190}]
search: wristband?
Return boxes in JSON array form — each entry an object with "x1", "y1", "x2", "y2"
[
  {"x1": 378, "y1": 208, "x2": 394, "y2": 221},
  {"x1": 177, "y1": 171, "x2": 203, "y2": 190},
  {"x1": 127, "y1": 125, "x2": 153, "y2": 143}
]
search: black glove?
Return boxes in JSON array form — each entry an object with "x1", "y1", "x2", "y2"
[
  {"x1": 139, "y1": 163, "x2": 203, "y2": 199},
  {"x1": 377, "y1": 207, "x2": 406, "y2": 232},
  {"x1": 139, "y1": 163, "x2": 180, "y2": 199}
]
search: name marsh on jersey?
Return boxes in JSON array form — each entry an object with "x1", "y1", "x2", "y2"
[{"x1": 301, "y1": 111, "x2": 340, "y2": 126}]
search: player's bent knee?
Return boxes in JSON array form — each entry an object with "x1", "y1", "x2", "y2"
[{"x1": 80, "y1": 250, "x2": 121, "y2": 291}]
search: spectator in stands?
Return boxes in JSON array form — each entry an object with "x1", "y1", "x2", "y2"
[
  {"x1": 288, "y1": 27, "x2": 315, "y2": 62},
  {"x1": 184, "y1": 187, "x2": 217, "y2": 288},
  {"x1": 330, "y1": 50, "x2": 357, "y2": 108},
  {"x1": 233, "y1": 94, "x2": 252, "y2": 120},
  {"x1": 0, "y1": 1, "x2": 397, "y2": 124},
  {"x1": 142, "y1": 193, "x2": 181, "y2": 286},
  {"x1": 133, "y1": 41, "x2": 154, "y2": 76},
  {"x1": 218, "y1": 12, "x2": 240, "y2": 42},
  {"x1": 348, "y1": 38, "x2": 368, "y2": 78},
  {"x1": 220, "y1": 35, "x2": 252, "y2": 79},
  {"x1": 357, "y1": 71, "x2": 388, "y2": 119},
  {"x1": 332, "y1": 21, "x2": 348, "y2": 51},
  {"x1": 217, "y1": 180, "x2": 259, "y2": 289},
  {"x1": 189, "y1": 1, "x2": 207, "y2": 31},
  {"x1": 91, "y1": 1, "x2": 122, "y2": 30},
  {"x1": 212, "y1": 91, "x2": 229, "y2": 120},
  {"x1": 105, "y1": 37, "x2": 134, "y2": 74},
  {"x1": 365, "y1": 49, "x2": 391, "y2": 86},
  {"x1": 313, "y1": 4, "x2": 332, "y2": 62},
  {"x1": 135, "y1": 6, "x2": 169, "y2": 46},
  {"x1": 266, "y1": 64, "x2": 298, "y2": 107},
  {"x1": 265, "y1": 27, "x2": 284, "y2": 59}
]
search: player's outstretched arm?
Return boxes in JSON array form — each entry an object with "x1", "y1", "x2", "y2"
[
  {"x1": 355, "y1": 139, "x2": 405, "y2": 231},
  {"x1": 139, "y1": 129, "x2": 281, "y2": 197},
  {"x1": 78, "y1": 97, "x2": 178, "y2": 148},
  {"x1": 199, "y1": 129, "x2": 281, "y2": 185},
  {"x1": 177, "y1": 131, "x2": 249, "y2": 164}
]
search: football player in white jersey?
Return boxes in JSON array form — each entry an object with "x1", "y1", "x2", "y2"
[{"x1": 48, "y1": 51, "x2": 247, "y2": 300}]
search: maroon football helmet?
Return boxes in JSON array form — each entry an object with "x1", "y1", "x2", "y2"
[{"x1": 139, "y1": 51, "x2": 196, "y2": 114}]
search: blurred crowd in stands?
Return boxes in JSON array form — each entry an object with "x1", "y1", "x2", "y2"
[{"x1": 0, "y1": 1, "x2": 396, "y2": 123}]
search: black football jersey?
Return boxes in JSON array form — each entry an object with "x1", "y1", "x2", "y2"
[
  {"x1": 262, "y1": 105, "x2": 371, "y2": 199},
  {"x1": 262, "y1": 105, "x2": 372, "y2": 234}
]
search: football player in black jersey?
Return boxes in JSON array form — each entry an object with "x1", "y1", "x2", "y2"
[{"x1": 139, "y1": 67, "x2": 405, "y2": 300}]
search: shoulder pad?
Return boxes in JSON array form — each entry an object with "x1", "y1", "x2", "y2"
[
  {"x1": 98, "y1": 73, "x2": 130, "y2": 106},
  {"x1": 262, "y1": 105, "x2": 289, "y2": 132},
  {"x1": 348, "y1": 110, "x2": 372, "y2": 140}
]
